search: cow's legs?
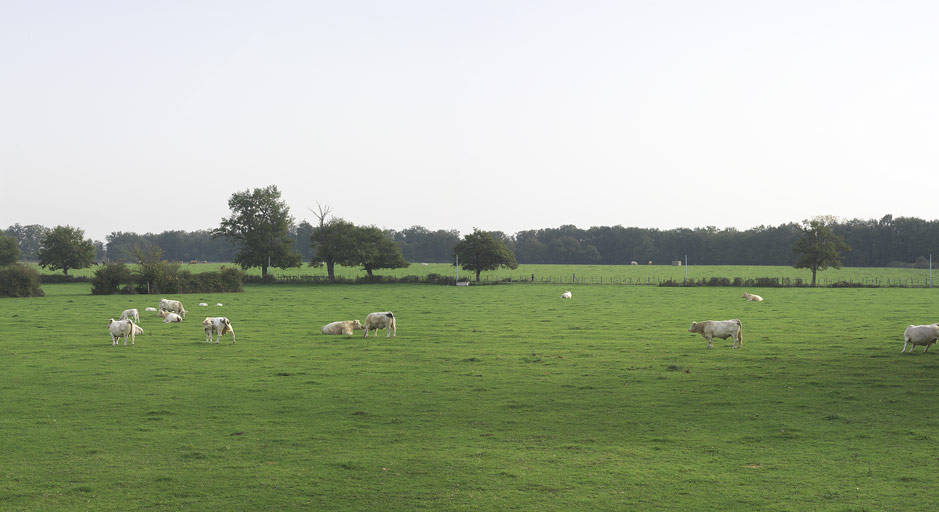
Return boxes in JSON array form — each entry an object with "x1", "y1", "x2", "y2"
[{"x1": 706, "y1": 337, "x2": 713, "y2": 349}]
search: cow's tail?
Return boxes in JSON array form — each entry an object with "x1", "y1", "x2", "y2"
[{"x1": 735, "y1": 319, "x2": 742, "y2": 345}]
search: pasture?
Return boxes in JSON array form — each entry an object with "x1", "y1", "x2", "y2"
[
  {"x1": 37, "y1": 262, "x2": 938, "y2": 288},
  {"x1": 2, "y1": 283, "x2": 939, "y2": 510}
]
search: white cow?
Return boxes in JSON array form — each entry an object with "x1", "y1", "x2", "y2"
[
  {"x1": 160, "y1": 310, "x2": 183, "y2": 323},
  {"x1": 688, "y1": 319, "x2": 743, "y2": 349},
  {"x1": 144, "y1": 307, "x2": 158, "y2": 312},
  {"x1": 364, "y1": 312, "x2": 396, "y2": 338},
  {"x1": 741, "y1": 292, "x2": 763, "y2": 302},
  {"x1": 108, "y1": 318, "x2": 138, "y2": 346},
  {"x1": 561, "y1": 291, "x2": 572, "y2": 299},
  {"x1": 322, "y1": 320, "x2": 365, "y2": 335},
  {"x1": 202, "y1": 317, "x2": 235, "y2": 344},
  {"x1": 158, "y1": 299, "x2": 187, "y2": 318},
  {"x1": 902, "y1": 324, "x2": 939, "y2": 353},
  {"x1": 199, "y1": 303, "x2": 208, "y2": 307},
  {"x1": 120, "y1": 308, "x2": 140, "y2": 323}
]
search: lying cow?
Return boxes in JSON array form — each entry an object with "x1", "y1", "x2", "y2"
[
  {"x1": 364, "y1": 312, "x2": 396, "y2": 338},
  {"x1": 902, "y1": 324, "x2": 939, "y2": 353},
  {"x1": 688, "y1": 319, "x2": 742, "y2": 349},
  {"x1": 108, "y1": 318, "x2": 138, "y2": 346},
  {"x1": 561, "y1": 291, "x2": 572, "y2": 299},
  {"x1": 120, "y1": 308, "x2": 140, "y2": 323},
  {"x1": 159, "y1": 298, "x2": 187, "y2": 318},
  {"x1": 160, "y1": 309, "x2": 183, "y2": 323},
  {"x1": 202, "y1": 317, "x2": 235, "y2": 344},
  {"x1": 322, "y1": 320, "x2": 365, "y2": 335},
  {"x1": 741, "y1": 292, "x2": 763, "y2": 302}
]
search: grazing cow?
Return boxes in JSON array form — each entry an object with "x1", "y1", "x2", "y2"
[
  {"x1": 364, "y1": 312, "x2": 396, "y2": 338},
  {"x1": 322, "y1": 320, "x2": 365, "y2": 335},
  {"x1": 108, "y1": 318, "x2": 138, "y2": 346},
  {"x1": 158, "y1": 299, "x2": 187, "y2": 318},
  {"x1": 160, "y1": 310, "x2": 183, "y2": 323},
  {"x1": 120, "y1": 308, "x2": 140, "y2": 323},
  {"x1": 902, "y1": 324, "x2": 939, "y2": 353},
  {"x1": 741, "y1": 292, "x2": 763, "y2": 302},
  {"x1": 688, "y1": 319, "x2": 743, "y2": 349},
  {"x1": 202, "y1": 317, "x2": 235, "y2": 344}
]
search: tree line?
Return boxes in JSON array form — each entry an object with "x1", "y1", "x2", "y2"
[{"x1": 5, "y1": 207, "x2": 937, "y2": 271}]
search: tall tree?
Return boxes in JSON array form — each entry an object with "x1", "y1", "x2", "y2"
[
  {"x1": 38, "y1": 225, "x2": 95, "y2": 275},
  {"x1": 309, "y1": 204, "x2": 357, "y2": 281},
  {"x1": 0, "y1": 234, "x2": 20, "y2": 266},
  {"x1": 213, "y1": 185, "x2": 302, "y2": 278},
  {"x1": 453, "y1": 228, "x2": 519, "y2": 282},
  {"x1": 793, "y1": 216, "x2": 851, "y2": 286},
  {"x1": 4, "y1": 223, "x2": 47, "y2": 260},
  {"x1": 346, "y1": 225, "x2": 410, "y2": 277}
]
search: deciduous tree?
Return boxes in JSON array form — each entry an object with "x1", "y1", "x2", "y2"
[
  {"x1": 453, "y1": 228, "x2": 519, "y2": 282},
  {"x1": 309, "y1": 204, "x2": 356, "y2": 281},
  {"x1": 0, "y1": 234, "x2": 20, "y2": 266},
  {"x1": 793, "y1": 216, "x2": 851, "y2": 286},
  {"x1": 346, "y1": 225, "x2": 410, "y2": 277},
  {"x1": 213, "y1": 185, "x2": 302, "y2": 278},
  {"x1": 38, "y1": 225, "x2": 95, "y2": 276}
]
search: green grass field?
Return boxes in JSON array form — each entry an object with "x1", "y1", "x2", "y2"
[
  {"x1": 2, "y1": 282, "x2": 939, "y2": 510},
  {"x1": 33, "y1": 262, "x2": 938, "y2": 288}
]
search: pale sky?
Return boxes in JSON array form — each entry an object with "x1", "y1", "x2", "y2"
[{"x1": 2, "y1": 1, "x2": 938, "y2": 242}]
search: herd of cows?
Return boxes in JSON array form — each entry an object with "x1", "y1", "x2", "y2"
[
  {"x1": 105, "y1": 289, "x2": 939, "y2": 354},
  {"x1": 106, "y1": 298, "x2": 397, "y2": 347}
]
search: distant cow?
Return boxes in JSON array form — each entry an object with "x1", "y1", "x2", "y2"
[
  {"x1": 202, "y1": 317, "x2": 235, "y2": 344},
  {"x1": 322, "y1": 320, "x2": 365, "y2": 335},
  {"x1": 364, "y1": 312, "x2": 396, "y2": 338},
  {"x1": 902, "y1": 324, "x2": 939, "y2": 353},
  {"x1": 688, "y1": 319, "x2": 742, "y2": 349},
  {"x1": 108, "y1": 318, "x2": 138, "y2": 346},
  {"x1": 741, "y1": 292, "x2": 763, "y2": 302},
  {"x1": 561, "y1": 291, "x2": 572, "y2": 299}
]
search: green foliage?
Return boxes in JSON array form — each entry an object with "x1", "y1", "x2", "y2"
[
  {"x1": 0, "y1": 263, "x2": 43, "y2": 297},
  {"x1": 793, "y1": 217, "x2": 851, "y2": 286},
  {"x1": 3, "y1": 223, "x2": 47, "y2": 260},
  {"x1": 37, "y1": 225, "x2": 95, "y2": 275},
  {"x1": 453, "y1": 228, "x2": 519, "y2": 282},
  {"x1": 213, "y1": 185, "x2": 302, "y2": 277},
  {"x1": 0, "y1": 234, "x2": 20, "y2": 266},
  {"x1": 345, "y1": 225, "x2": 410, "y2": 276},
  {"x1": 309, "y1": 214, "x2": 357, "y2": 281},
  {"x1": 91, "y1": 262, "x2": 132, "y2": 295}
]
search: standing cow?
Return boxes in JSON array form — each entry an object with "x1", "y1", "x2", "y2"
[
  {"x1": 364, "y1": 312, "x2": 396, "y2": 338},
  {"x1": 688, "y1": 319, "x2": 743, "y2": 349},
  {"x1": 902, "y1": 324, "x2": 939, "y2": 353}
]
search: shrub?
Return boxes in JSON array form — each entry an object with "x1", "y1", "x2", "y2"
[
  {"x1": 91, "y1": 263, "x2": 132, "y2": 295},
  {"x1": 0, "y1": 263, "x2": 44, "y2": 297}
]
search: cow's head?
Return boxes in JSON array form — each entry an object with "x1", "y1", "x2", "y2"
[{"x1": 352, "y1": 320, "x2": 364, "y2": 329}]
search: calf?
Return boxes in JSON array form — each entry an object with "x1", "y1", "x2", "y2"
[
  {"x1": 741, "y1": 292, "x2": 763, "y2": 302},
  {"x1": 120, "y1": 308, "x2": 140, "y2": 324},
  {"x1": 688, "y1": 319, "x2": 743, "y2": 349}
]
